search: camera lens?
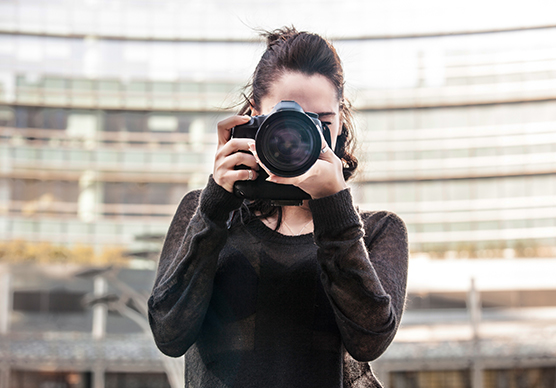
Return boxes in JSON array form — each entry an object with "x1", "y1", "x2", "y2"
[{"x1": 256, "y1": 112, "x2": 321, "y2": 177}]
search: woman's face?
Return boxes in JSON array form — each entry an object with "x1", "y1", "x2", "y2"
[{"x1": 255, "y1": 71, "x2": 342, "y2": 150}]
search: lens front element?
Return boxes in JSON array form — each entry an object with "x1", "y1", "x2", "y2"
[{"x1": 256, "y1": 111, "x2": 321, "y2": 177}]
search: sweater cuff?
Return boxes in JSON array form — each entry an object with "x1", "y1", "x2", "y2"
[
  {"x1": 199, "y1": 175, "x2": 244, "y2": 223},
  {"x1": 309, "y1": 188, "x2": 361, "y2": 234}
]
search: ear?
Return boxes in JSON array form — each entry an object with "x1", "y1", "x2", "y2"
[{"x1": 250, "y1": 99, "x2": 261, "y2": 116}]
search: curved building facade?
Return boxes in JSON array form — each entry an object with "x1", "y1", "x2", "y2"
[
  {"x1": 1, "y1": 1, "x2": 556, "y2": 387},
  {"x1": 347, "y1": 27, "x2": 556, "y2": 258},
  {"x1": 1, "y1": 4, "x2": 555, "y2": 258}
]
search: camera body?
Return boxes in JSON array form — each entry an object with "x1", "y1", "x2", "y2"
[{"x1": 232, "y1": 100, "x2": 331, "y2": 205}]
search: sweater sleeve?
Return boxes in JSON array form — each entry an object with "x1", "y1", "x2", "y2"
[
  {"x1": 147, "y1": 176, "x2": 244, "y2": 357},
  {"x1": 309, "y1": 188, "x2": 408, "y2": 362}
]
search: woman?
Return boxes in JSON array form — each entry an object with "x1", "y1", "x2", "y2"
[{"x1": 148, "y1": 27, "x2": 408, "y2": 388}]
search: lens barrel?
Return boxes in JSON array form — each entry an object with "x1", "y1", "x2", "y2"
[{"x1": 256, "y1": 108, "x2": 322, "y2": 177}]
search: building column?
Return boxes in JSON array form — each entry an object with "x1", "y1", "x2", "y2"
[
  {"x1": 78, "y1": 170, "x2": 102, "y2": 223},
  {"x1": 0, "y1": 267, "x2": 11, "y2": 388},
  {"x1": 468, "y1": 278, "x2": 483, "y2": 388},
  {"x1": 92, "y1": 276, "x2": 107, "y2": 340},
  {"x1": 0, "y1": 267, "x2": 11, "y2": 335},
  {"x1": 92, "y1": 365, "x2": 105, "y2": 388},
  {"x1": 0, "y1": 362, "x2": 10, "y2": 388}
]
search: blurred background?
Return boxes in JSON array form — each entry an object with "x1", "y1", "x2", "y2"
[{"x1": 1, "y1": 0, "x2": 556, "y2": 387}]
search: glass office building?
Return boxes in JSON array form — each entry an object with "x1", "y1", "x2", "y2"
[
  {"x1": 1, "y1": 1, "x2": 555, "y2": 387},
  {"x1": 1, "y1": 2, "x2": 555, "y2": 259}
]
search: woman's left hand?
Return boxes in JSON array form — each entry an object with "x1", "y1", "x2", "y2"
[{"x1": 248, "y1": 142, "x2": 348, "y2": 199}]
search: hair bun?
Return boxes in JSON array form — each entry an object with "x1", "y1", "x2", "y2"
[{"x1": 263, "y1": 26, "x2": 300, "y2": 49}]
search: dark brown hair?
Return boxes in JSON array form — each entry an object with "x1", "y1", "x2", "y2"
[
  {"x1": 239, "y1": 26, "x2": 358, "y2": 180},
  {"x1": 236, "y1": 27, "x2": 359, "y2": 224}
]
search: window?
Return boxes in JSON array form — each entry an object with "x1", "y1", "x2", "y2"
[
  {"x1": 484, "y1": 367, "x2": 556, "y2": 388},
  {"x1": 502, "y1": 177, "x2": 527, "y2": 198},
  {"x1": 422, "y1": 223, "x2": 445, "y2": 233},
  {"x1": 360, "y1": 183, "x2": 390, "y2": 204},
  {"x1": 72, "y1": 79, "x2": 94, "y2": 91},
  {"x1": 0, "y1": 106, "x2": 15, "y2": 126},
  {"x1": 43, "y1": 108, "x2": 68, "y2": 130},
  {"x1": 152, "y1": 82, "x2": 173, "y2": 94},
  {"x1": 105, "y1": 373, "x2": 170, "y2": 388},
  {"x1": 99, "y1": 80, "x2": 121, "y2": 92},
  {"x1": 148, "y1": 114, "x2": 178, "y2": 132},
  {"x1": 10, "y1": 370, "x2": 91, "y2": 388},
  {"x1": 477, "y1": 178, "x2": 498, "y2": 199},
  {"x1": 391, "y1": 370, "x2": 471, "y2": 388},
  {"x1": 11, "y1": 179, "x2": 79, "y2": 203},
  {"x1": 104, "y1": 182, "x2": 185, "y2": 206},
  {"x1": 13, "y1": 290, "x2": 86, "y2": 313},
  {"x1": 447, "y1": 179, "x2": 471, "y2": 201},
  {"x1": 394, "y1": 181, "x2": 418, "y2": 202},
  {"x1": 178, "y1": 81, "x2": 200, "y2": 94},
  {"x1": 420, "y1": 180, "x2": 444, "y2": 202},
  {"x1": 15, "y1": 106, "x2": 43, "y2": 128},
  {"x1": 127, "y1": 81, "x2": 147, "y2": 93},
  {"x1": 99, "y1": 80, "x2": 122, "y2": 106},
  {"x1": 125, "y1": 111, "x2": 147, "y2": 132},
  {"x1": 104, "y1": 111, "x2": 125, "y2": 132},
  {"x1": 177, "y1": 113, "x2": 192, "y2": 133},
  {"x1": 44, "y1": 77, "x2": 66, "y2": 90},
  {"x1": 66, "y1": 112, "x2": 98, "y2": 138},
  {"x1": 71, "y1": 79, "x2": 95, "y2": 105}
]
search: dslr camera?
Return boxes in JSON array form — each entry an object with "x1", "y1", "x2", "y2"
[{"x1": 232, "y1": 100, "x2": 332, "y2": 206}]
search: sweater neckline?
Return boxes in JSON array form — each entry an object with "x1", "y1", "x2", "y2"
[{"x1": 243, "y1": 217, "x2": 315, "y2": 245}]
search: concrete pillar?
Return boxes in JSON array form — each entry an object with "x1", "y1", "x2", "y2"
[
  {"x1": 0, "y1": 267, "x2": 11, "y2": 335},
  {"x1": 468, "y1": 277, "x2": 481, "y2": 340},
  {"x1": 467, "y1": 278, "x2": 483, "y2": 388},
  {"x1": 0, "y1": 267, "x2": 12, "y2": 388},
  {"x1": 92, "y1": 365, "x2": 105, "y2": 388},
  {"x1": 0, "y1": 362, "x2": 10, "y2": 388},
  {"x1": 78, "y1": 170, "x2": 101, "y2": 223},
  {"x1": 188, "y1": 117, "x2": 206, "y2": 149},
  {"x1": 92, "y1": 276, "x2": 107, "y2": 340}
]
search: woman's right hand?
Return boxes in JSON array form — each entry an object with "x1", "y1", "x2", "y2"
[{"x1": 213, "y1": 115, "x2": 259, "y2": 193}]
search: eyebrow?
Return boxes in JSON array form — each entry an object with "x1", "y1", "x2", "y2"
[{"x1": 317, "y1": 112, "x2": 336, "y2": 118}]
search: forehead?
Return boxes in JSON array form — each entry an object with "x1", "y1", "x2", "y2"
[{"x1": 261, "y1": 72, "x2": 340, "y2": 115}]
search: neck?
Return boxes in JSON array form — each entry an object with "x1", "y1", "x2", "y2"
[{"x1": 262, "y1": 202, "x2": 314, "y2": 236}]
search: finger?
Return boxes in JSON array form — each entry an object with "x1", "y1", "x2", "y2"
[
  {"x1": 247, "y1": 142, "x2": 260, "y2": 164},
  {"x1": 217, "y1": 115, "x2": 251, "y2": 145},
  {"x1": 218, "y1": 138, "x2": 255, "y2": 158},
  {"x1": 231, "y1": 151, "x2": 259, "y2": 171},
  {"x1": 244, "y1": 168, "x2": 258, "y2": 182},
  {"x1": 215, "y1": 148, "x2": 259, "y2": 170},
  {"x1": 248, "y1": 142, "x2": 275, "y2": 178},
  {"x1": 222, "y1": 169, "x2": 259, "y2": 185}
]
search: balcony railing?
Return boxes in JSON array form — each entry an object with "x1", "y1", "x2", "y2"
[{"x1": 1, "y1": 126, "x2": 216, "y2": 149}]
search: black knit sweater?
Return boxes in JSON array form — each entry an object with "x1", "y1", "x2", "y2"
[{"x1": 148, "y1": 177, "x2": 408, "y2": 388}]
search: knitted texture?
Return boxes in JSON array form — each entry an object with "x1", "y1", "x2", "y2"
[{"x1": 148, "y1": 176, "x2": 408, "y2": 387}]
